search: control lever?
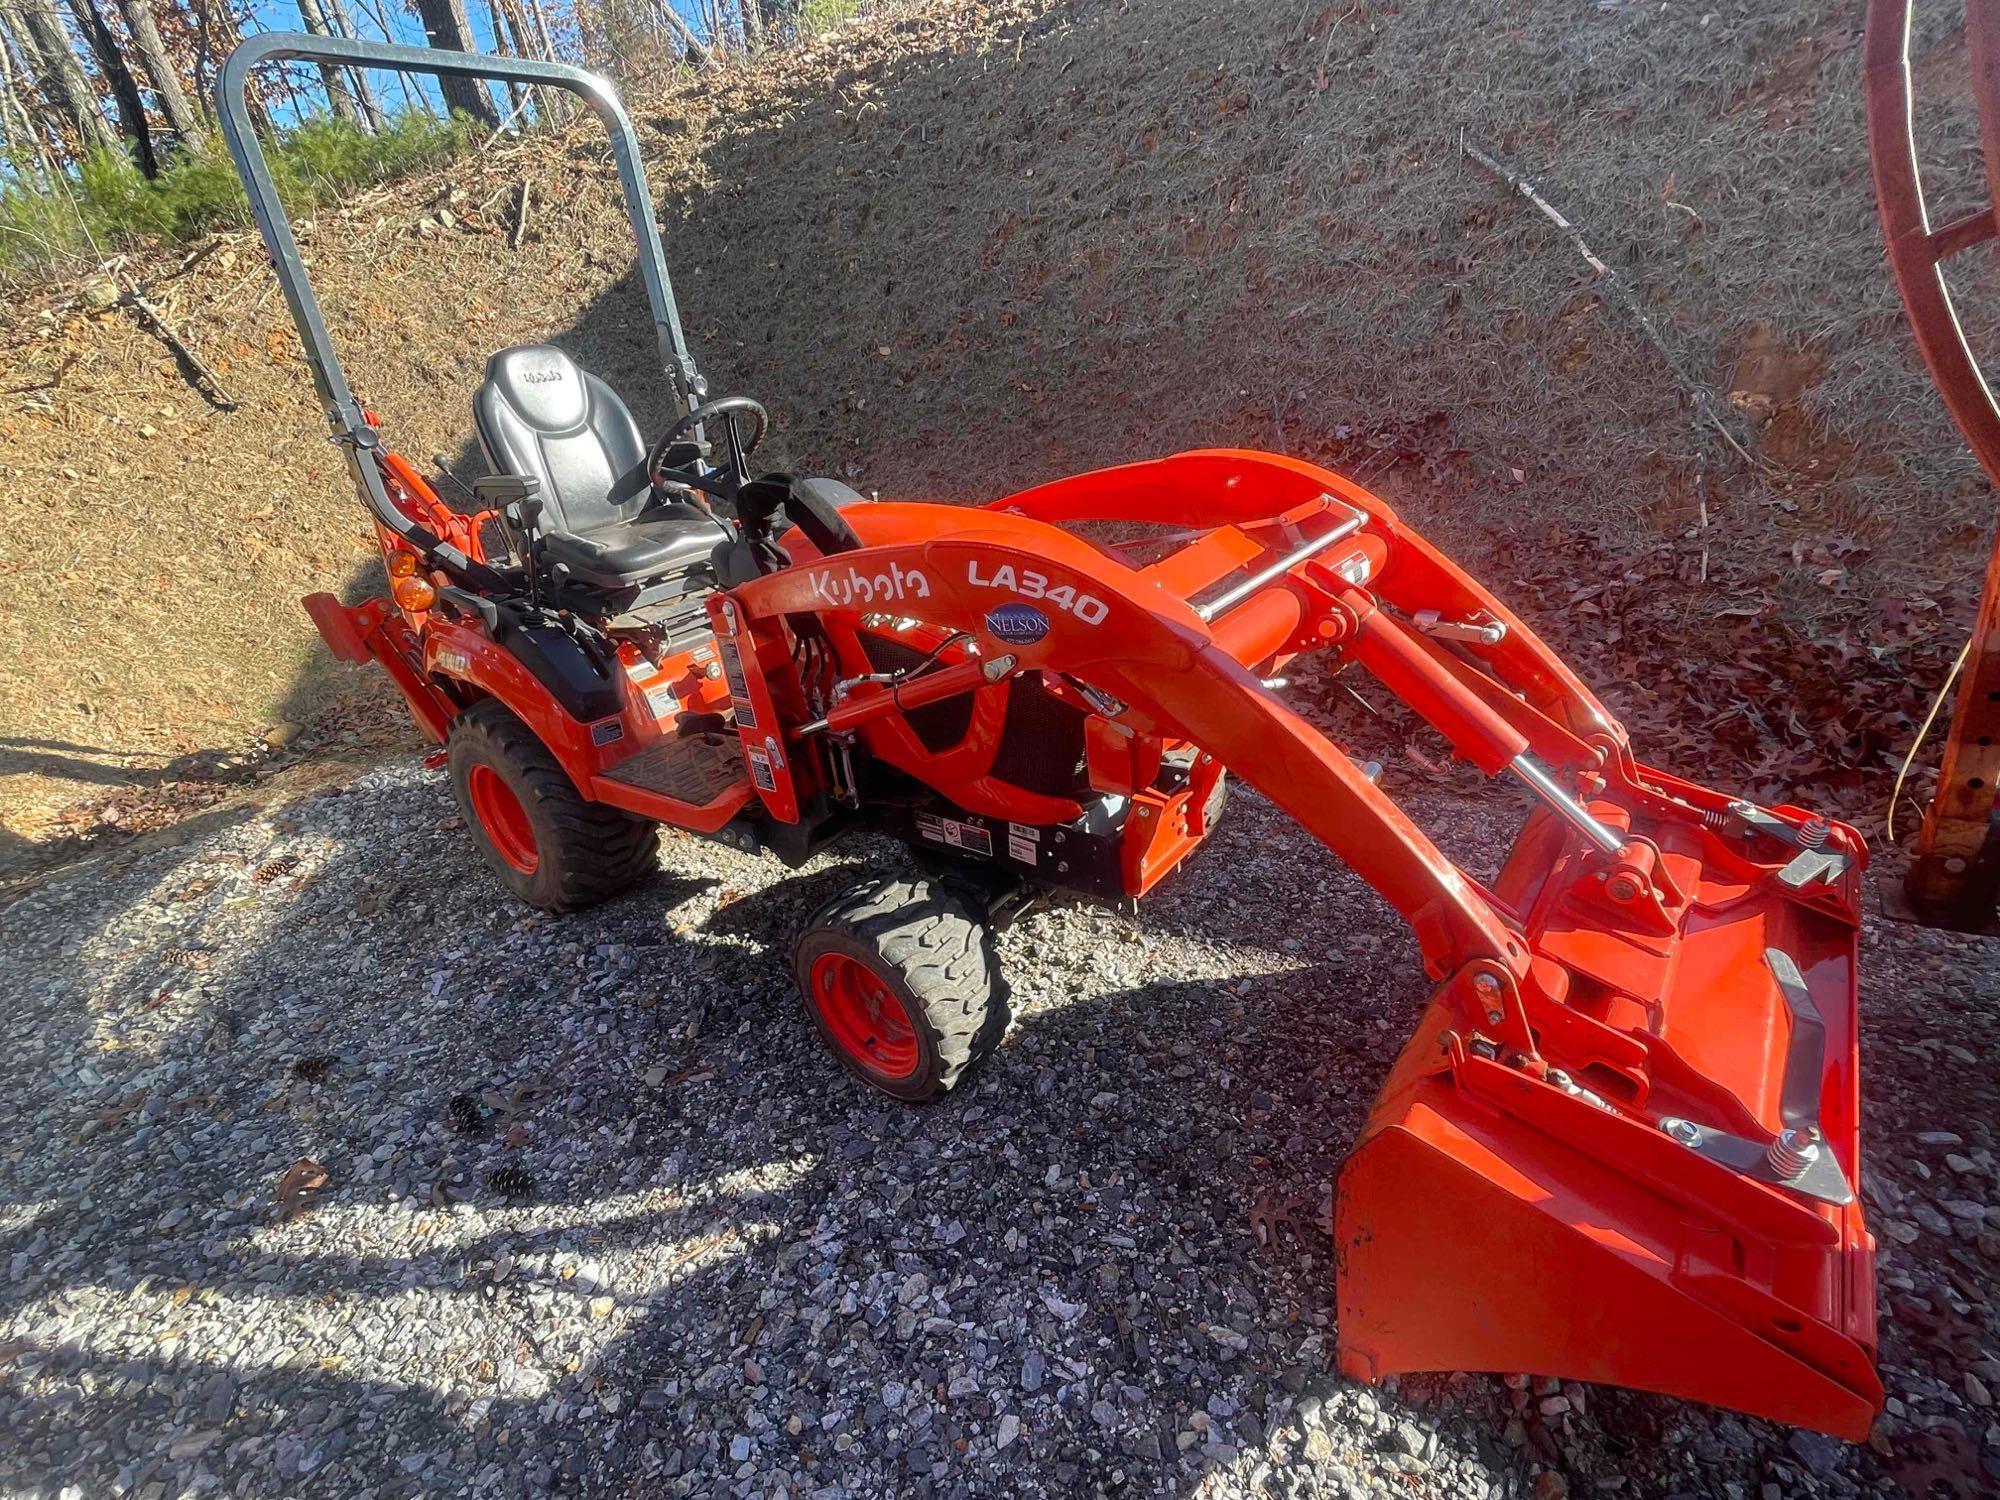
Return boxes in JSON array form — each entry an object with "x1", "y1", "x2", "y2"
[
  {"x1": 472, "y1": 473, "x2": 541, "y2": 521},
  {"x1": 437, "y1": 585, "x2": 501, "y2": 631},
  {"x1": 471, "y1": 474, "x2": 545, "y2": 602}
]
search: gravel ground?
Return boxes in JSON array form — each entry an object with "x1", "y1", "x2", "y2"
[{"x1": 2, "y1": 760, "x2": 1997, "y2": 1499}]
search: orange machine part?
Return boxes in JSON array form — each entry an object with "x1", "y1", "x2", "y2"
[
  {"x1": 1337, "y1": 1091, "x2": 1881, "y2": 1437},
  {"x1": 1339, "y1": 799, "x2": 1878, "y2": 1438},
  {"x1": 728, "y1": 453, "x2": 1876, "y2": 1437}
]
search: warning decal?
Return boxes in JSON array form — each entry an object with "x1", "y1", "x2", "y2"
[
  {"x1": 915, "y1": 811, "x2": 993, "y2": 858},
  {"x1": 719, "y1": 641, "x2": 756, "y2": 727}
]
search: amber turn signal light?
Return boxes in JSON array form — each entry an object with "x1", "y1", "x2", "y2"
[{"x1": 393, "y1": 575, "x2": 436, "y2": 611}]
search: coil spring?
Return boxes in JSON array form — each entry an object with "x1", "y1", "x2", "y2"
[{"x1": 1765, "y1": 1126, "x2": 1821, "y2": 1180}]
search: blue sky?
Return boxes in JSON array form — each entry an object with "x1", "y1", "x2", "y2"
[{"x1": 244, "y1": 0, "x2": 717, "y2": 122}]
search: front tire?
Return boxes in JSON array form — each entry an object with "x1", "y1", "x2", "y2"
[
  {"x1": 447, "y1": 699, "x2": 658, "y2": 912},
  {"x1": 793, "y1": 876, "x2": 1007, "y2": 1102}
]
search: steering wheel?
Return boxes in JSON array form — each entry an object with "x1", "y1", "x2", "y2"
[{"x1": 646, "y1": 395, "x2": 769, "y2": 497}]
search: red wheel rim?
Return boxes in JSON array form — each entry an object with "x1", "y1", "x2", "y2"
[
  {"x1": 809, "y1": 952, "x2": 919, "y2": 1080},
  {"x1": 467, "y1": 764, "x2": 538, "y2": 875}
]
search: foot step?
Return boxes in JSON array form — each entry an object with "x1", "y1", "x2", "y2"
[{"x1": 602, "y1": 733, "x2": 745, "y2": 806}]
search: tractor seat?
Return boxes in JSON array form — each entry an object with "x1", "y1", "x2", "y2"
[{"x1": 472, "y1": 346, "x2": 724, "y2": 592}]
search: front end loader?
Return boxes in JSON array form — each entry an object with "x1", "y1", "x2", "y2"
[{"x1": 222, "y1": 34, "x2": 1879, "y2": 1442}]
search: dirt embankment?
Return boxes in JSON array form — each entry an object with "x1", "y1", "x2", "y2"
[{"x1": 1, "y1": 0, "x2": 1991, "y2": 865}]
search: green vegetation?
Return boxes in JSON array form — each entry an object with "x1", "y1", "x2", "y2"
[
  {"x1": 795, "y1": 0, "x2": 865, "y2": 37},
  {"x1": 0, "y1": 111, "x2": 484, "y2": 281}
]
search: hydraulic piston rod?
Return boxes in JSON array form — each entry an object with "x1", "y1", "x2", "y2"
[
  {"x1": 1509, "y1": 753, "x2": 1626, "y2": 856},
  {"x1": 1195, "y1": 511, "x2": 1366, "y2": 621}
]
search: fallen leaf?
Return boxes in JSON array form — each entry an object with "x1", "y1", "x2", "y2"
[{"x1": 275, "y1": 1158, "x2": 328, "y2": 1222}]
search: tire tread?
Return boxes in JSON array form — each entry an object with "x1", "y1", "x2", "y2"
[
  {"x1": 449, "y1": 699, "x2": 658, "y2": 912},
  {"x1": 800, "y1": 876, "x2": 1006, "y2": 1095}
]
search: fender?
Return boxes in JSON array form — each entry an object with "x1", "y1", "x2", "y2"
[{"x1": 424, "y1": 616, "x2": 619, "y2": 789}]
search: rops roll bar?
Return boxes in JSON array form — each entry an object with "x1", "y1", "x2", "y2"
[{"x1": 216, "y1": 33, "x2": 708, "y2": 579}]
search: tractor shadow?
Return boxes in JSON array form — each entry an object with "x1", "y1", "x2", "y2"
[
  {"x1": 0, "y1": 763, "x2": 1593, "y2": 1498},
  {"x1": 7, "y1": 763, "x2": 1984, "y2": 1497},
  {"x1": 0, "y1": 739, "x2": 271, "y2": 884}
]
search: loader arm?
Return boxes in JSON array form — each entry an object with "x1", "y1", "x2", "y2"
[
  {"x1": 726, "y1": 499, "x2": 1527, "y2": 989},
  {"x1": 997, "y1": 448, "x2": 1626, "y2": 758},
  {"x1": 718, "y1": 451, "x2": 1879, "y2": 1438}
]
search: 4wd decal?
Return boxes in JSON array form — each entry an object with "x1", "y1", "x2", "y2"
[
  {"x1": 808, "y1": 560, "x2": 931, "y2": 608},
  {"x1": 964, "y1": 560, "x2": 1108, "y2": 625}
]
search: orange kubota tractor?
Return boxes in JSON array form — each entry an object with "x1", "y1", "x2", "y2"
[{"x1": 222, "y1": 35, "x2": 1880, "y2": 1439}]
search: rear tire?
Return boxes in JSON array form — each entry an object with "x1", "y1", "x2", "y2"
[
  {"x1": 794, "y1": 876, "x2": 1008, "y2": 1102},
  {"x1": 447, "y1": 699, "x2": 658, "y2": 912}
]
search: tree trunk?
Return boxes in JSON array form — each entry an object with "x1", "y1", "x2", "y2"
[
  {"x1": 6, "y1": 0, "x2": 114, "y2": 154},
  {"x1": 294, "y1": 0, "x2": 365, "y2": 128},
  {"x1": 0, "y1": 30, "x2": 24, "y2": 158},
  {"x1": 497, "y1": 0, "x2": 536, "y2": 63},
  {"x1": 187, "y1": 0, "x2": 254, "y2": 127},
  {"x1": 67, "y1": 0, "x2": 157, "y2": 175},
  {"x1": 319, "y1": 0, "x2": 384, "y2": 131},
  {"x1": 523, "y1": 0, "x2": 559, "y2": 60},
  {"x1": 411, "y1": 0, "x2": 497, "y2": 125},
  {"x1": 483, "y1": 0, "x2": 523, "y2": 116},
  {"x1": 515, "y1": 0, "x2": 573, "y2": 123},
  {"x1": 739, "y1": 0, "x2": 761, "y2": 55},
  {"x1": 186, "y1": 0, "x2": 274, "y2": 140},
  {"x1": 114, "y1": 0, "x2": 199, "y2": 147},
  {"x1": 655, "y1": 0, "x2": 715, "y2": 71},
  {"x1": 0, "y1": 8, "x2": 60, "y2": 179}
]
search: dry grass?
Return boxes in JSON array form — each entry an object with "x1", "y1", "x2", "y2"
[
  {"x1": 668, "y1": 0, "x2": 1989, "y2": 573},
  {"x1": 0, "y1": 0, "x2": 1992, "y2": 855}
]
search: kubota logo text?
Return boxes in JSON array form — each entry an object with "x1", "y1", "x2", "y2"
[
  {"x1": 808, "y1": 561, "x2": 931, "y2": 608},
  {"x1": 965, "y1": 561, "x2": 1108, "y2": 625}
]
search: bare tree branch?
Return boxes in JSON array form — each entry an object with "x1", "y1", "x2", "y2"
[
  {"x1": 657, "y1": 0, "x2": 717, "y2": 71},
  {"x1": 1459, "y1": 134, "x2": 1769, "y2": 474}
]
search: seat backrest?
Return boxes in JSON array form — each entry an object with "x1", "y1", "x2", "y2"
[{"x1": 472, "y1": 346, "x2": 649, "y2": 536}]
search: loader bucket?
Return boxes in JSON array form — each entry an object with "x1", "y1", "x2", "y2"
[{"x1": 1337, "y1": 785, "x2": 1881, "y2": 1438}]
